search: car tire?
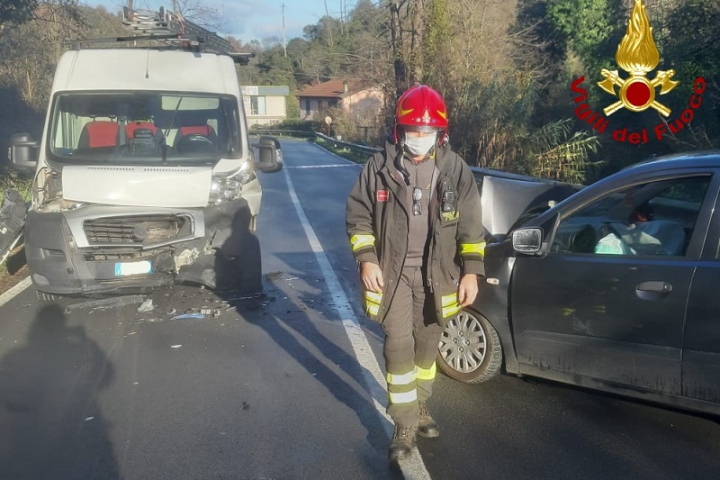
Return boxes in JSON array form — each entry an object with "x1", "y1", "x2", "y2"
[{"x1": 436, "y1": 308, "x2": 502, "y2": 384}]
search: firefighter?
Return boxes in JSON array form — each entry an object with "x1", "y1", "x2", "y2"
[{"x1": 346, "y1": 84, "x2": 485, "y2": 461}]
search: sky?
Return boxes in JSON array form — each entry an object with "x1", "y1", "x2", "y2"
[{"x1": 83, "y1": 0, "x2": 348, "y2": 43}]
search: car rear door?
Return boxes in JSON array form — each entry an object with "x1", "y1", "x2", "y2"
[
  {"x1": 510, "y1": 172, "x2": 716, "y2": 395},
  {"x1": 683, "y1": 175, "x2": 720, "y2": 407}
]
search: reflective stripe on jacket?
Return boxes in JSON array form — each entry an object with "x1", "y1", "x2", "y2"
[{"x1": 346, "y1": 140, "x2": 485, "y2": 325}]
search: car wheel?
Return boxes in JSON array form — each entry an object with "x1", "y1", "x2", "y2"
[{"x1": 437, "y1": 309, "x2": 502, "y2": 383}]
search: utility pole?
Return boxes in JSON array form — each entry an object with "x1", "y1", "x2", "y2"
[
  {"x1": 339, "y1": 0, "x2": 344, "y2": 37},
  {"x1": 282, "y1": 3, "x2": 287, "y2": 57},
  {"x1": 323, "y1": 0, "x2": 333, "y2": 47}
]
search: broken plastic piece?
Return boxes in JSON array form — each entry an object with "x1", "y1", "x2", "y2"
[
  {"x1": 265, "y1": 271, "x2": 283, "y2": 282},
  {"x1": 171, "y1": 313, "x2": 205, "y2": 320},
  {"x1": 137, "y1": 299, "x2": 155, "y2": 312}
]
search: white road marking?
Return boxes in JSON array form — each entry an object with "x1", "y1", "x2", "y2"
[
  {"x1": 287, "y1": 164, "x2": 362, "y2": 169},
  {"x1": 0, "y1": 276, "x2": 32, "y2": 309},
  {"x1": 283, "y1": 167, "x2": 432, "y2": 480}
]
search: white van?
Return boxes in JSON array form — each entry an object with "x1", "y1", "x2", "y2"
[{"x1": 8, "y1": 19, "x2": 282, "y2": 299}]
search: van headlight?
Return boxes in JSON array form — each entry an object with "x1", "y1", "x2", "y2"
[{"x1": 209, "y1": 161, "x2": 255, "y2": 204}]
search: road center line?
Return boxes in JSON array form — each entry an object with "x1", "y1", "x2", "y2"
[{"x1": 282, "y1": 166, "x2": 432, "y2": 480}]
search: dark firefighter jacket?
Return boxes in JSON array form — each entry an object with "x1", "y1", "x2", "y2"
[{"x1": 346, "y1": 140, "x2": 485, "y2": 326}]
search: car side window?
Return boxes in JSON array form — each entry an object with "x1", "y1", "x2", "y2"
[{"x1": 551, "y1": 175, "x2": 711, "y2": 257}]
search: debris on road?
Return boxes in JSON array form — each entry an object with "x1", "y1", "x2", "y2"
[
  {"x1": 137, "y1": 299, "x2": 155, "y2": 312},
  {"x1": 265, "y1": 271, "x2": 283, "y2": 282},
  {"x1": 200, "y1": 307, "x2": 221, "y2": 317},
  {"x1": 65, "y1": 295, "x2": 146, "y2": 312},
  {"x1": 171, "y1": 313, "x2": 205, "y2": 320},
  {"x1": 171, "y1": 344, "x2": 183, "y2": 349}
]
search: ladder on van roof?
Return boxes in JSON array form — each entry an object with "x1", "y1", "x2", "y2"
[{"x1": 69, "y1": 6, "x2": 253, "y2": 65}]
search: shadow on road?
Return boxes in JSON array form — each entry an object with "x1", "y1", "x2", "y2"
[
  {"x1": 224, "y1": 278, "x2": 393, "y2": 454},
  {"x1": 0, "y1": 304, "x2": 119, "y2": 480}
]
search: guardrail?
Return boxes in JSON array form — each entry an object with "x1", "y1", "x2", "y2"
[
  {"x1": 250, "y1": 129, "x2": 383, "y2": 156},
  {"x1": 313, "y1": 132, "x2": 383, "y2": 155},
  {"x1": 250, "y1": 129, "x2": 315, "y2": 138}
]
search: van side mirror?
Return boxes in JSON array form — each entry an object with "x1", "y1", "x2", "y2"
[
  {"x1": 9, "y1": 133, "x2": 39, "y2": 172},
  {"x1": 512, "y1": 227, "x2": 543, "y2": 254},
  {"x1": 252, "y1": 135, "x2": 283, "y2": 173}
]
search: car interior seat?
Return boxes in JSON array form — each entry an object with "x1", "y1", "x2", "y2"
[
  {"x1": 78, "y1": 120, "x2": 119, "y2": 148},
  {"x1": 126, "y1": 121, "x2": 158, "y2": 139},
  {"x1": 179, "y1": 125, "x2": 215, "y2": 137},
  {"x1": 635, "y1": 220, "x2": 687, "y2": 256}
]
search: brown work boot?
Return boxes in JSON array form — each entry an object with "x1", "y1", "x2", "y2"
[
  {"x1": 418, "y1": 401, "x2": 439, "y2": 438},
  {"x1": 388, "y1": 424, "x2": 417, "y2": 461}
]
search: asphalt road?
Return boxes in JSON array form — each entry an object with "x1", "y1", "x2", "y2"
[{"x1": 0, "y1": 138, "x2": 718, "y2": 480}]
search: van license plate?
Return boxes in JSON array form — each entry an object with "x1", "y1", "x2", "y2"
[{"x1": 115, "y1": 261, "x2": 152, "y2": 276}]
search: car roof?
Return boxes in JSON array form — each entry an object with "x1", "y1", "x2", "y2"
[{"x1": 621, "y1": 150, "x2": 720, "y2": 175}]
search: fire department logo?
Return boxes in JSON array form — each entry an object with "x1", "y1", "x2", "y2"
[
  {"x1": 570, "y1": 0, "x2": 705, "y2": 143},
  {"x1": 597, "y1": 0, "x2": 678, "y2": 116}
]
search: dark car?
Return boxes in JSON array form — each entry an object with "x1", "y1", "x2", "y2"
[{"x1": 439, "y1": 151, "x2": 720, "y2": 416}]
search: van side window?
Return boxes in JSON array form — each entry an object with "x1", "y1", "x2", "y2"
[{"x1": 551, "y1": 175, "x2": 711, "y2": 257}]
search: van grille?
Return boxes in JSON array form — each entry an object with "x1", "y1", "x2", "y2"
[{"x1": 83, "y1": 215, "x2": 189, "y2": 246}]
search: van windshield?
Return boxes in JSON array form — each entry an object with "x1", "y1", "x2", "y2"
[{"x1": 48, "y1": 92, "x2": 242, "y2": 164}]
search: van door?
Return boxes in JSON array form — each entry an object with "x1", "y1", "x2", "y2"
[
  {"x1": 683, "y1": 180, "x2": 720, "y2": 406},
  {"x1": 511, "y1": 173, "x2": 715, "y2": 395}
]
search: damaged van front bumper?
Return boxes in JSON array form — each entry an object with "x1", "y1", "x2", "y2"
[{"x1": 24, "y1": 198, "x2": 261, "y2": 296}]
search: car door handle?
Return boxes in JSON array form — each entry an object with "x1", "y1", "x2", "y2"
[
  {"x1": 636, "y1": 281, "x2": 672, "y2": 300},
  {"x1": 637, "y1": 281, "x2": 673, "y2": 293}
]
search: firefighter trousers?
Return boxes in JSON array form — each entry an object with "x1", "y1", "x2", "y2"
[{"x1": 382, "y1": 266, "x2": 444, "y2": 427}]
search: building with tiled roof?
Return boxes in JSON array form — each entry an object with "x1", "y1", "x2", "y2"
[{"x1": 295, "y1": 78, "x2": 384, "y2": 124}]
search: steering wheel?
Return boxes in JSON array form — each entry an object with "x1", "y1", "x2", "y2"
[{"x1": 176, "y1": 134, "x2": 216, "y2": 155}]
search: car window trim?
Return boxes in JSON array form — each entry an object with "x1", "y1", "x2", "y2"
[{"x1": 546, "y1": 170, "x2": 718, "y2": 261}]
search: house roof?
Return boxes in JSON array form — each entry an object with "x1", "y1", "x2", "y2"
[{"x1": 295, "y1": 79, "x2": 364, "y2": 99}]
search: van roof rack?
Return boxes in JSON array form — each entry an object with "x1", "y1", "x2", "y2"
[{"x1": 67, "y1": 6, "x2": 254, "y2": 65}]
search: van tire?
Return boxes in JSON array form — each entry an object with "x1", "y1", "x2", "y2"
[{"x1": 436, "y1": 308, "x2": 503, "y2": 384}]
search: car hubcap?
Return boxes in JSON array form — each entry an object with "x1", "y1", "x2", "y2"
[{"x1": 439, "y1": 312, "x2": 487, "y2": 373}]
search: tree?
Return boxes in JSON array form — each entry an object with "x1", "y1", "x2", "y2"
[{"x1": 0, "y1": 0, "x2": 38, "y2": 29}]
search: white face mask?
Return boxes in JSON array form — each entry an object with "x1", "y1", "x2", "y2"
[{"x1": 404, "y1": 134, "x2": 437, "y2": 157}]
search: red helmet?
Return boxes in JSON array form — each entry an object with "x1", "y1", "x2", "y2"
[{"x1": 393, "y1": 84, "x2": 448, "y2": 144}]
